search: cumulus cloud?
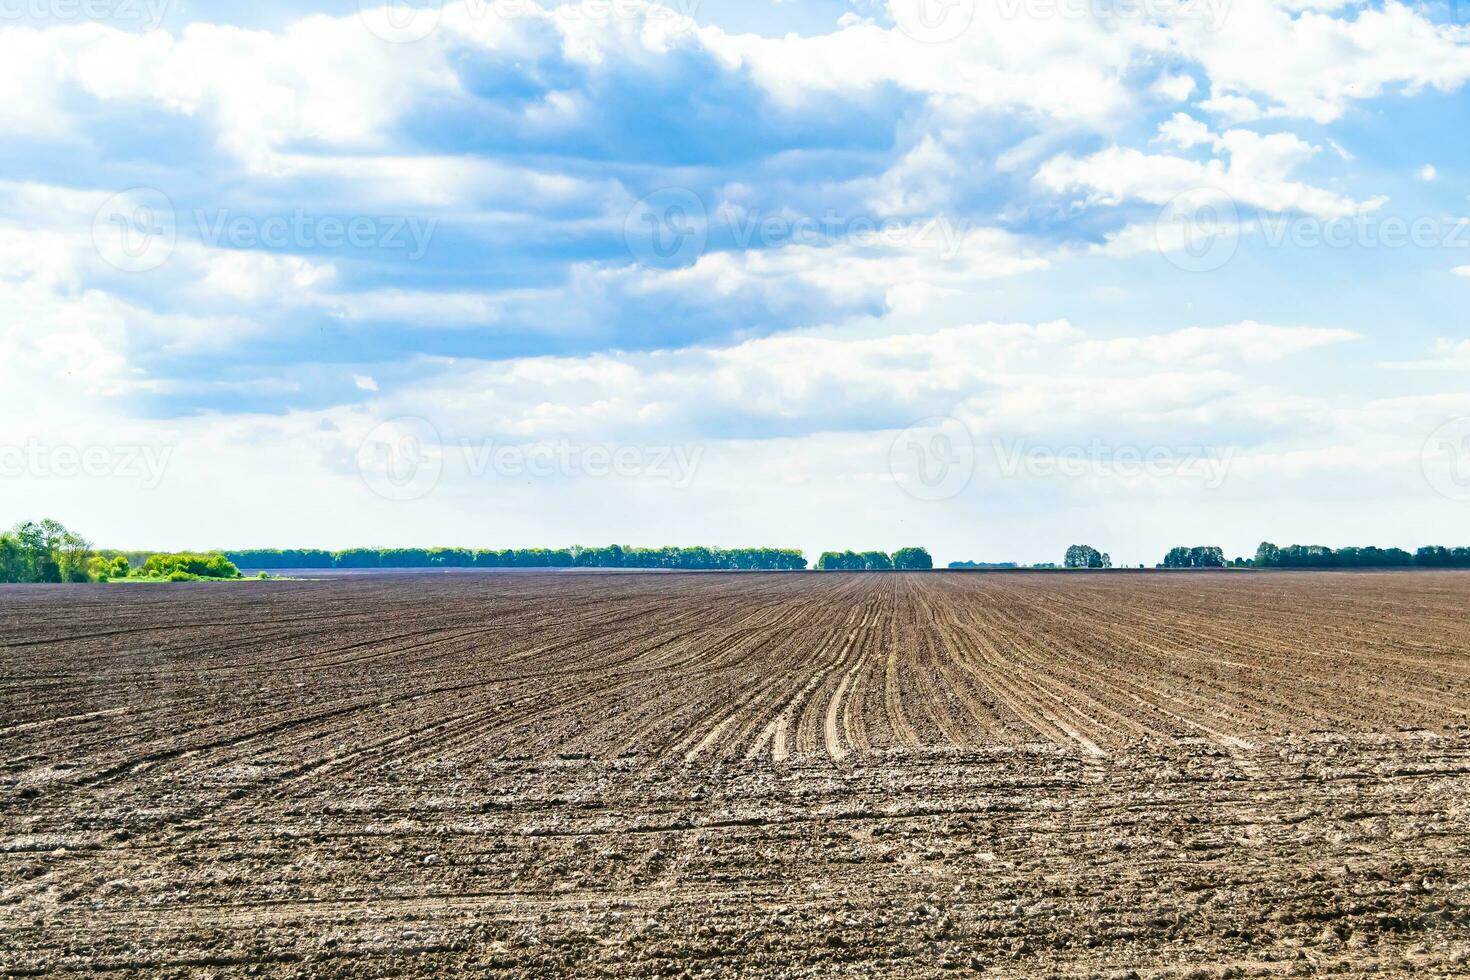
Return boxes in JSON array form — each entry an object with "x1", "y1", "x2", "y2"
[
  {"x1": 1071, "y1": 322, "x2": 1359, "y2": 367},
  {"x1": 1155, "y1": 113, "x2": 1214, "y2": 150},
  {"x1": 1036, "y1": 130, "x2": 1382, "y2": 219},
  {"x1": 331, "y1": 319, "x2": 1357, "y2": 447},
  {"x1": 1381, "y1": 339, "x2": 1470, "y2": 371},
  {"x1": 1177, "y1": 1, "x2": 1470, "y2": 123}
]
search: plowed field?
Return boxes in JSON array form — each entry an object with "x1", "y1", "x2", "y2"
[{"x1": 3, "y1": 571, "x2": 1469, "y2": 976}]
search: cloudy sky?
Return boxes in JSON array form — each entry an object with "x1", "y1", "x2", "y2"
[{"x1": 2, "y1": 0, "x2": 1469, "y2": 564}]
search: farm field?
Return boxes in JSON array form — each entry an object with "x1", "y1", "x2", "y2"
[{"x1": 3, "y1": 571, "x2": 1470, "y2": 977}]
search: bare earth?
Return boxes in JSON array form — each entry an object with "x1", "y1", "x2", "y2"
[{"x1": 3, "y1": 571, "x2": 1469, "y2": 977}]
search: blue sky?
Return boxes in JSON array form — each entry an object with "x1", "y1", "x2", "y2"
[{"x1": 2, "y1": 0, "x2": 1469, "y2": 564}]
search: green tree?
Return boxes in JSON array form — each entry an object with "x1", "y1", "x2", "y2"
[
  {"x1": 1162, "y1": 546, "x2": 1191, "y2": 568},
  {"x1": 0, "y1": 519, "x2": 93, "y2": 583},
  {"x1": 892, "y1": 547, "x2": 933, "y2": 570},
  {"x1": 1064, "y1": 544, "x2": 1106, "y2": 569},
  {"x1": 817, "y1": 551, "x2": 860, "y2": 570},
  {"x1": 56, "y1": 528, "x2": 93, "y2": 583},
  {"x1": 1164, "y1": 546, "x2": 1225, "y2": 568},
  {"x1": 0, "y1": 532, "x2": 23, "y2": 583},
  {"x1": 1192, "y1": 546, "x2": 1224, "y2": 568}
]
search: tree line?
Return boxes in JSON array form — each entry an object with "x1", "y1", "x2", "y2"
[
  {"x1": 1161, "y1": 546, "x2": 1227, "y2": 568},
  {"x1": 1154, "y1": 543, "x2": 1470, "y2": 569},
  {"x1": 225, "y1": 546, "x2": 810, "y2": 571},
  {"x1": 1, "y1": 519, "x2": 242, "y2": 583},
  {"x1": 1251, "y1": 542, "x2": 1470, "y2": 568},
  {"x1": 815, "y1": 548, "x2": 933, "y2": 571}
]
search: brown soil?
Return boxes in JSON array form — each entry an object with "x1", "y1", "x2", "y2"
[{"x1": 3, "y1": 571, "x2": 1469, "y2": 976}]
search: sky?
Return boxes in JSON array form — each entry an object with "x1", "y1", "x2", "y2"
[{"x1": 2, "y1": 0, "x2": 1469, "y2": 566}]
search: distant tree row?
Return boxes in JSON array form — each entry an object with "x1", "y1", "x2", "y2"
[
  {"x1": 1161, "y1": 546, "x2": 1226, "y2": 568},
  {"x1": 1252, "y1": 542, "x2": 1470, "y2": 569},
  {"x1": 948, "y1": 561, "x2": 1020, "y2": 569},
  {"x1": 816, "y1": 547, "x2": 934, "y2": 571},
  {"x1": 1064, "y1": 545, "x2": 1112, "y2": 569},
  {"x1": 1150, "y1": 543, "x2": 1470, "y2": 569},
  {"x1": 225, "y1": 546, "x2": 809, "y2": 571}
]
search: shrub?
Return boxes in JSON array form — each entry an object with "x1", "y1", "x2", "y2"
[{"x1": 143, "y1": 552, "x2": 241, "y2": 580}]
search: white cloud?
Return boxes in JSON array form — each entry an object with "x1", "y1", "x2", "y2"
[
  {"x1": 1151, "y1": 73, "x2": 1198, "y2": 103},
  {"x1": 17, "y1": 19, "x2": 453, "y2": 168},
  {"x1": 337, "y1": 319, "x2": 1354, "y2": 446},
  {"x1": 1073, "y1": 322, "x2": 1359, "y2": 367},
  {"x1": 1419, "y1": 164, "x2": 1439, "y2": 182},
  {"x1": 1178, "y1": 1, "x2": 1470, "y2": 123},
  {"x1": 1381, "y1": 339, "x2": 1470, "y2": 371},
  {"x1": 1155, "y1": 113, "x2": 1214, "y2": 150},
  {"x1": 1036, "y1": 134, "x2": 1379, "y2": 219},
  {"x1": 196, "y1": 251, "x2": 337, "y2": 304},
  {"x1": 698, "y1": 7, "x2": 1151, "y2": 126},
  {"x1": 1198, "y1": 94, "x2": 1263, "y2": 123}
]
